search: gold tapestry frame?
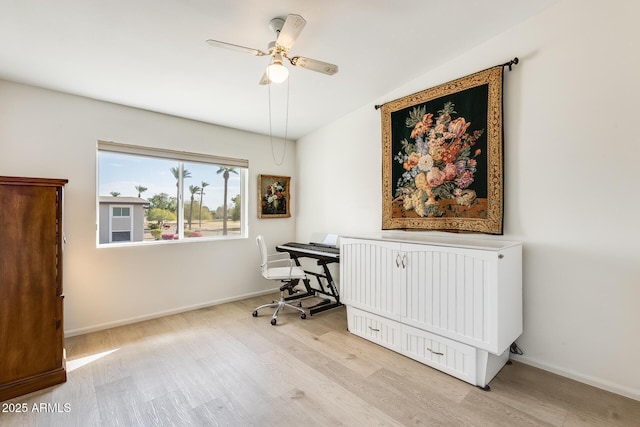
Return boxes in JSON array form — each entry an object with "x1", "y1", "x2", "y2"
[{"x1": 381, "y1": 66, "x2": 504, "y2": 234}]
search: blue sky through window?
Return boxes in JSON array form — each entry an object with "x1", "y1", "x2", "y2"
[{"x1": 98, "y1": 151, "x2": 241, "y2": 212}]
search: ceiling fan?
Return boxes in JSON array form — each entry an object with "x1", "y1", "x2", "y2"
[{"x1": 206, "y1": 14, "x2": 339, "y2": 85}]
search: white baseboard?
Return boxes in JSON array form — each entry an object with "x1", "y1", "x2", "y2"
[
  {"x1": 64, "y1": 287, "x2": 279, "y2": 338},
  {"x1": 511, "y1": 354, "x2": 640, "y2": 401}
]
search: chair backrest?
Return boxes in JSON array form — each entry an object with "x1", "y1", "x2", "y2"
[{"x1": 256, "y1": 235, "x2": 268, "y2": 273}]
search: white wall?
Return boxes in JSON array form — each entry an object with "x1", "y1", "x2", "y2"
[
  {"x1": 296, "y1": 0, "x2": 640, "y2": 400},
  {"x1": 0, "y1": 80, "x2": 297, "y2": 335}
]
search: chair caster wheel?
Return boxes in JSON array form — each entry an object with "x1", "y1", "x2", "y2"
[
  {"x1": 301, "y1": 313, "x2": 307, "y2": 319},
  {"x1": 271, "y1": 318, "x2": 277, "y2": 326},
  {"x1": 252, "y1": 311, "x2": 258, "y2": 317}
]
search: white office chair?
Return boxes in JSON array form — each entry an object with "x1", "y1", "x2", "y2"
[{"x1": 253, "y1": 235, "x2": 308, "y2": 325}]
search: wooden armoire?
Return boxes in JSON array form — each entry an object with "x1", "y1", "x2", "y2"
[{"x1": 0, "y1": 176, "x2": 68, "y2": 401}]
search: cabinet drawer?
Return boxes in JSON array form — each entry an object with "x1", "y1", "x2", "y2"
[
  {"x1": 346, "y1": 306, "x2": 401, "y2": 351},
  {"x1": 402, "y1": 324, "x2": 477, "y2": 385}
]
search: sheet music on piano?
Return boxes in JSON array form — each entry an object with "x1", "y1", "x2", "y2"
[{"x1": 310, "y1": 232, "x2": 339, "y2": 248}]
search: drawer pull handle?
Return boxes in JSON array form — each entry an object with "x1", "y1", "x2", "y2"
[
  {"x1": 368, "y1": 326, "x2": 380, "y2": 332},
  {"x1": 427, "y1": 348, "x2": 444, "y2": 356}
]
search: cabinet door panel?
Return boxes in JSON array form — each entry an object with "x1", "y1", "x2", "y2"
[
  {"x1": 402, "y1": 243, "x2": 494, "y2": 351},
  {"x1": 0, "y1": 185, "x2": 59, "y2": 382},
  {"x1": 340, "y1": 239, "x2": 400, "y2": 319}
]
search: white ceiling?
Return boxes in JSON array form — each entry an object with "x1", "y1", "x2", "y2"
[{"x1": 0, "y1": 0, "x2": 557, "y2": 140}]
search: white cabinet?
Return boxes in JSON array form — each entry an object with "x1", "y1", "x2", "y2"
[{"x1": 340, "y1": 233, "x2": 522, "y2": 389}]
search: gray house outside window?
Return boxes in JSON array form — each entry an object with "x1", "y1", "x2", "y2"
[{"x1": 98, "y1": 197, "x2": 150, "y2": 244}]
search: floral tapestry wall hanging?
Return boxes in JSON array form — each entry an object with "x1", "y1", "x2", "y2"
[
  {"x1": 258, "y1": 174, "x2": 290, "y2": 218},
  {"x1": 381, "y1": 65, "x2": 504, "y2": 234}
]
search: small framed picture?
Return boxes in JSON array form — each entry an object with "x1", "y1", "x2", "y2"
[{"x1": 258, "y1": 175, "x2": 290, "y2": 218}]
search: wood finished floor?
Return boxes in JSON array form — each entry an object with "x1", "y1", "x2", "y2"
[{"x1": 2, "y1": 294, "x2": 639, "y2": 426}]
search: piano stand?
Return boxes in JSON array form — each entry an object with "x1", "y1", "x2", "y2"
[
  {"x1": 276, "y1": 243, "x2": 342, "y2": 316},
  {"x1": 290, "y1": 263, "x2": 341, "y2": 315}
]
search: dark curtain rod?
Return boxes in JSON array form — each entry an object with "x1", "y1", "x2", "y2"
[{"x1": 374, "y1": 57, "x2": 519, "y2": 110}]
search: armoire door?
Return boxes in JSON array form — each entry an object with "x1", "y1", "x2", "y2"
[{"x1": 0, "y1": 180, "x2": 64, "y2": 392}]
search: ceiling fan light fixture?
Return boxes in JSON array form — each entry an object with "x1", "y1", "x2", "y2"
[
  {"x1": 266, "y1": 54, "x2": 289, "y2": 83},
  {"x1": 206, "y1": 14, "x2": 338, "y2": 86}
]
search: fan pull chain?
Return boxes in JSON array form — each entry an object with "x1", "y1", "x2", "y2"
[{"x1": 268, "y1": 78, "x2": 289, "y2": 166}]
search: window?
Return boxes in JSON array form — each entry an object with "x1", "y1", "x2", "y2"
[
  {"x1": 109, "y1": 205, "x2": 133, "y2": 243},
  {"x1": 97, "y1": 141, "x2": 248, "y2": 246},
  {"x1": 111, "y1": 231, "x2": 131, "y2": 242},
  {"x1": 112, "y1": 207, "x2": 131, "y2": 217}
]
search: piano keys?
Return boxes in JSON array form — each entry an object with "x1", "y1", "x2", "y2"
[{"x1": 275, "y1": 242, "x2": 339, "y2": 261}]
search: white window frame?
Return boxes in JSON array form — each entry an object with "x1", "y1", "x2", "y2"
[{"x1": 97, "y1": 140, "x2": 249, "y2": 247}]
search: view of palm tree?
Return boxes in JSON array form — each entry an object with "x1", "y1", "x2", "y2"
[
  {"x1": 171, "y1": 166, "x2": 191, "y2": 232},
  {"x1": 217, "y1": 167, "x2": 237, "y2": 235},
  {"x1": 187, "y1": 185, "x2": 201, "y2": 230},
  {"x1": 135, "y1": 185, "x2": 148, "y2": 198},
  {"x1": 199, "y1": 181, "x2": 209, "y2": 228},
  {"x1": 110, "y1": 191, "x2": 120, "y2": 197}
]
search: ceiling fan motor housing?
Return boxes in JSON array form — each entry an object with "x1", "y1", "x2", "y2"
[{"x1": 269, "y1": 17, "x2": 285, "y2": 35}]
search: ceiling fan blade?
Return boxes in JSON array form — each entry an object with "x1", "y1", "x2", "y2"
[
  {"x1": 289, "y1": 56, "x2": 339, "y2": 75},
  {"x1": 205, "y1": 39, "x2": 267, "y2": 56},
  {"x1": 276, "y1": 14, "x2": 306, "y2": 50}
]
